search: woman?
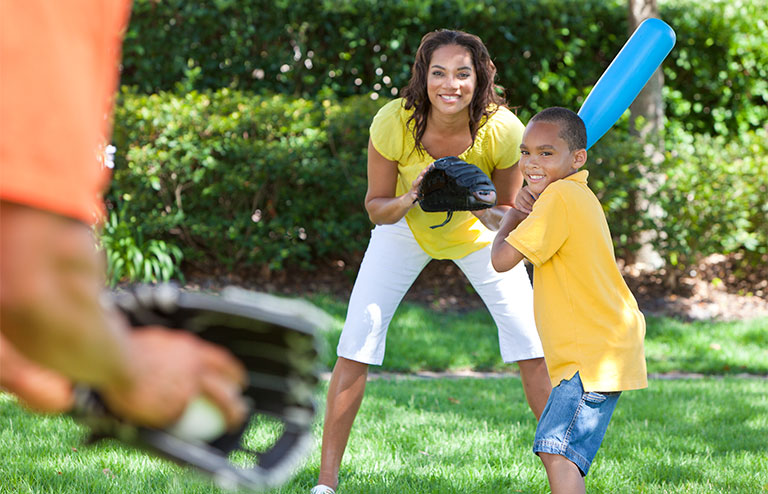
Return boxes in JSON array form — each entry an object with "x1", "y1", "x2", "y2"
[{"x1": 310, "y1": 29, "x2": 550, "y2": 494}]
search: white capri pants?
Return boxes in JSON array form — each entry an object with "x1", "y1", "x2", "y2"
[{"x1": 337, "y1": 219, "x2": 544, "y2": 365}]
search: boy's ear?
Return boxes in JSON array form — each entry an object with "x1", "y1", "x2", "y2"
[{"x1": 572, "y1": 149, "x2": 587, "y2": 170}]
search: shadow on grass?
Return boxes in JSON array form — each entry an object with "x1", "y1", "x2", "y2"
[
  {"x1": 3, "y1": 373, "x2": 768, "y2": 494},
  {"x1": 599, "y1": 377, "x2": 768, "y2": 492},
  {"x1": 634, "y1": 316, "x2": 768, "y2": 375},
  {"x1": 297, "y1": 377, "x2": 768, "y2": 493}
]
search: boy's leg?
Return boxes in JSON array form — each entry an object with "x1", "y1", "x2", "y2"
[
  {"x1": 454, "y1": 245, "x2": 550, "y2": 417},
  {"x1": 318, "y1": 220, "x2": 430, "y2": 489},
  {"x1": 517, "y1": 357, "x2": 551, "y2": 419},
  {"x1": 533, "y1": 372, "x2": 621, "y2": 492},
  {"x1": 539, "y1": 453, "x2": 586, "y2": 494}
]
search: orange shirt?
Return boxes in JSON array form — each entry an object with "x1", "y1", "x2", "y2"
[{"x1": 0, "y1": 0, "x2": 132, "y2": 224}]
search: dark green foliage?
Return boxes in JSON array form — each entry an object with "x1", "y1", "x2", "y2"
[
  {"x1": 650, "y1": 127, "x2": 768, "y2": 269},
  {"x1": 589, "y1": 121, "x2": 768, "y2": 271},
  {"x1": 109, "y1": 88, "x2": 767, "y2": 277},
  {"x1": 583, "y1": 119, "x2": 647, "y2": 260},
  {"x1": 661, "y1": 0, "x2": 768, "y2": 136},
  {"x1": 98, "y1": 206, "x2": 185, "y2": 286},
  {"x1": 108, "y1": 89, "x2": 384, "y2": 273},
  {"x1": 104, "y1": 0, "x2": 767, "y2": 279},
  {"x1": 121, "y1": 0, "x2": 625, "y2": 111},
  {"x1": 121, "y1": 0, "x2": 766, "y2": 136}
]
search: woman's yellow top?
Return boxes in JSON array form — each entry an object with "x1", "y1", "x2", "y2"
[{"x1": 369, "y1": 98, "x2": 524, "y2": 259}]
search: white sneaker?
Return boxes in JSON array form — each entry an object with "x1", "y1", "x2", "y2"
[{"x1": 310, "y1": 485, "x2": 336, "y2": 494}]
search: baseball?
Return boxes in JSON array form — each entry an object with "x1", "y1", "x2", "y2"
[{"x1": 166, "y1": 396, "x2": 227, "y2": 442}]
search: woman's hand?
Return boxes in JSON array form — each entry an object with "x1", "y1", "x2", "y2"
[{"x1": 406, "y1": 164, "x2": 431, "y2": 203}]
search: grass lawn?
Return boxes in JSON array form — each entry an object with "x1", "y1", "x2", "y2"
[
  {"x1": 310, "y1": 296, "x2": 768, "y2": 376},
  {"x1": 1, "y1": 298, "x2": 766, "y2": 493},
  {"x1": 2, "y1": 377, "x2": 767, "y2": 493}
]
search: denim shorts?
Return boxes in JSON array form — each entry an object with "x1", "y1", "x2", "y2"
[{"x1": 533, "y1": 372, "x2": 621, "y2": 476}]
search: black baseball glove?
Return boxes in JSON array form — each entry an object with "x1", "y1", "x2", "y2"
[
  {"x1": 417, "y1": 156, "x2": 497, "y2": 228},
  {"x1": 70, "y1": 284, "x2": 325, "y2": 491}
]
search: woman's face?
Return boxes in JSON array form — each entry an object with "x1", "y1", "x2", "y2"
[{"x1": 426, "y1": 44, "x2": 476, "y2": 117}]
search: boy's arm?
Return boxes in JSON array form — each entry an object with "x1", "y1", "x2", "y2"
[
  {"x1": 514, "y1": 185, "x2": 538, "y2": 214},
  {"x1": 491, "y1": 208, "x2": 527, "y2": 272},
  {"x1": 472, "y1": 164, "x2": 520, "y2": 231}
]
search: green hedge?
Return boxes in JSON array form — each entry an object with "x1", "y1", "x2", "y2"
[
  {"x1": 650, "y1": 126, "x2": 768, "y2": 269},
  {"x1": 108, "y1": 89, "x2": 384, "y2": 274},
  {"x1": 103, "y1": 0, "x2": 768, "y2": 282},
  {"x1": 121, "y1": 0, "x2": 767, "y2": 136},
  {"x1": 107, "y1": 89, "x2": 767, "y2": 281}
]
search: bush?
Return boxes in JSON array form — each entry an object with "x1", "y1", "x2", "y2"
[
  {"x1": 649, "y1": 126, "x2": 768, "y2": 271},
  {"x1": 121, "y1": 0, "x2": 625, "y2": 108},
  {"x1": 105, "y1": 0, "x2": 767, "y2": 279},
  {"x1": 97, "y1": 206, "x2": 185, "y2": 286},
  {"x1": 121, "y1": 0, "x2": 767, "y2": 136},
  {"x1": 108, "y1": 89, "x2": 383, "y2": 274},
  {"x1": 106, "y1": 89, "x2": 767, "y2": 279},
  {"x1": 583, "y1": 118, "x2": 648, "y2": 260},
  {"x1": 661, "y1": 0, "x2": 768, "y2": 136},
  {"x1": 588, "y1": 120, "x2": 768, "y2": 273},
  {"x1": 106, "y1": 87, "x2": 657, "y2": 275}
]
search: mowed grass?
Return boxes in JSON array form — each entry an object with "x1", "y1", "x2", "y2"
[
  {"x1": 2, "y1": 378, "x2": 767, "y2": 493},
  {"x1": 310, "y1": 295, "x2": 768, "y2": 376},
  {"x1": 1, "y1": 297, "x2": 766, "y2": 493}
]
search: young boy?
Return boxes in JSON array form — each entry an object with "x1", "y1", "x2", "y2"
[{"x1": 491, "y1": 107, "x2": 647, "y2": 494}]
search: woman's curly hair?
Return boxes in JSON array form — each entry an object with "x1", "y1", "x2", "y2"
[{"x1": 400, "y1": 29, "x2": 507, "y2": 155}]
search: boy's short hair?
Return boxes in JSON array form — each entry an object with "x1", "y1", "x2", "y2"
[{"x1": 529, "y1": 107, "x2": 587, "y2": 151}]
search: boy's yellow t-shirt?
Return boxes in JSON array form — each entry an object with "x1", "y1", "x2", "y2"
[
  {"x1": 369, "y1": 98, "x2": 525, "y2": 260},
  {"x1": 506, "y1": 170, "x2": 647, "y2": 392}
]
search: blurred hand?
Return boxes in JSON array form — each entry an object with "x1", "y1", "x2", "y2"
[
  {"x1": 0, "y1": 332, "x2": 74, "y2": 413},
  {"x1": 100, "y1": 328, "x2": 248, "y2": 431}
]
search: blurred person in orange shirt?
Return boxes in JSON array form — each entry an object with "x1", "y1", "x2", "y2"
[{"x1": 0, "y1": 0, "x2": 247, "y2": 430}]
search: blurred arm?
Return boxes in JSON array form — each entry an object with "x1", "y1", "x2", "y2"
[
  {"x1": 0, "y1": 202, "x2": 247, "y2": 428},
  {"x1": 0, "y1": 202, "x2": 135, "y2": 388}
]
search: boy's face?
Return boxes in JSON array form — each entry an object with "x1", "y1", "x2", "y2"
[{"x1": 519, "y1": 120, "x2": 586, "y2": 195}]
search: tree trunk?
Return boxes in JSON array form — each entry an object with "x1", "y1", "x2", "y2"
[{"x1": 627, "y1": 0, "x2": 666, "y2": 271}]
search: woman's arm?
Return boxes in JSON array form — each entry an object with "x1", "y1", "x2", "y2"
[
  {"x1": 472, "y1": 163, "x2": 524, "y2": 231},
  {"x1": 364, "y1": 139, "x2": 427, "y2": 225}
]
